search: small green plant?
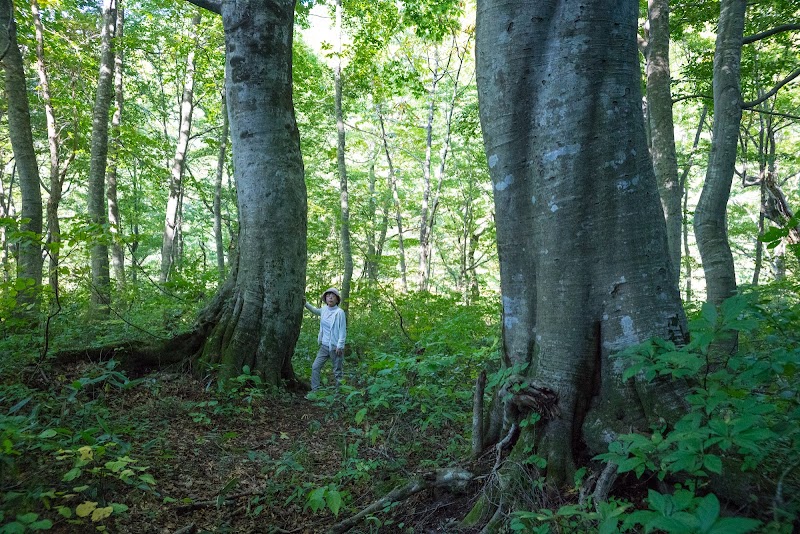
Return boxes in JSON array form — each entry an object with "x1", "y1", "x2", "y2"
[
  {"x1": 305, "y1": 483, "x2": 346, "y2": 518},
  {"x1": 510, "y1": 499, "x2": 631, "y2": 533},
  {"x1": 624, "y1": 490, "x2": 761, "y2": 534},
  {"x1": 596, "y1": 291, "x2": 800, "y2": 530}
]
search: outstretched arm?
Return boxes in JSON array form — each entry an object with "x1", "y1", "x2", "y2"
[{"x1": 304, "y1": 299, "x2": 321, "y2": 316}]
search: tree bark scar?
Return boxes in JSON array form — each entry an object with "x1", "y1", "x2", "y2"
[{"x1": 573, "y1": 320, "x2": 602, "y2": 450}]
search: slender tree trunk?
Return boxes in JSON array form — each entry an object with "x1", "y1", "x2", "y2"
[
  {"x1": 364, "y1": 161, "x2": 386, "y2": 284},
  {"x1": 2, "y1": 0, "x2": 44, "y2": 320},
  {"x1": 753, "y1": 183, "x2": 765, "y2": 285},
  {"x1": 30, "y1": 0, "x2": 64, "y2": 298},
  {"x1": 694, "y1": 0, "x2": 746, "y2": 306},
  {"x1": 107, "y1": 4, "x2": 125, "y2": 291},
  {"x1": 682, "y1": 107, "x2": 707, "y2": 302},
  {"x1": 334, "y1": 0, "x2": 352, "y2": 309},
  {"x1": 475, "y1": 0, "x2": 687, "y2": 503},
  {"x1": 378, "y1": 110, "x2": 408, "y2": 291},
  {"x1": 0, "y1": 167, "x2": 15, "y2": 283},
  {"x1": 645, "y1": 0, "x2": 681, "y2": 288},
  {"x1": 87, "y1": 0, "x2": 117, "y2": 316},
  {"x1": 429, "y1": 38, "x2": 470, "y2": 291},
  {"x1": 161, "y1": 14, "x2": 200, "y2": 283},
  {"x1": 130, "y1": 168, "x2": 139, "y2": 285},
  {"x1": 419, "y1": 50, "x2": 440, "y2": 292},
  {"x1": 214, "y1": 93, "x2": 229, "y2": 282}
]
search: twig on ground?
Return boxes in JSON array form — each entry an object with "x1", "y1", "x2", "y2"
[
  {"x1": 174, "y1": 491, "x2": 259, "y2": 512},
  {"x1": 329, "y1": 468, "x2": 474, "y2": 534},
  {"x1": 172, "y1": 524, "x2": 196, "y2": 534}
]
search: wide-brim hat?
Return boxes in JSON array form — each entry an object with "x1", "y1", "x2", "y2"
[{"x1": 321, "y1": 287, "x2": 341, "y2": 304}]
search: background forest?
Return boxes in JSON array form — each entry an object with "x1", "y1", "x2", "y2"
[{"x1": 1, "y1": 0, "x2": 799, "y2": 532}]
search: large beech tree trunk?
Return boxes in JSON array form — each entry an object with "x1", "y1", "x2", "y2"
[
  {"x1": 183, "y1": 0, "x2": 306, "y2": 385},
  {"x1": 2, "y1": 0, "x2": 43, "y2": 319},
  {"x1": 475, "y1": 0, "x2": 687, "y2": 501}
]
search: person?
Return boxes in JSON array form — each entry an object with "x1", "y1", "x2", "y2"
[{"x1": 303, "y1": 287, "x2": 347, "y2": 391}]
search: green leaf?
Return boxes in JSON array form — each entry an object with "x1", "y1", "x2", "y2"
[
  {"x1": 29, "y1": 519, "x2": 53, "y2": 531},
  {"x1": 3, "y1": 522, "x2": 26, "y2": 534},
  {"x1": 63, "y1": 467, "x2": 82, "y2": 482},
  {"x1": 703, "y1": 455, "x2": 723, "y2": 474},
  {"x1": 16, "y1": 513, "x2": 38, "y2": 524},
  {"x1": 325, "y1": 488, "x2": 342, "y2": 517},
  {"x1": 355, "y1": 408, "x2": 368, "y2": 424},
  {"x1": 708, "y1": 517, "x2": 761, "y2": 534},
  {"x1": 138, "y1": 474, "x2": 156, "y2": 485},
  {"x1": 38, "y1": 429, "x2": 57, "y2": 439},
  {"x1": 598, "y1": 518, "x2": 619, "y2": 534},
  {"x1": 695, "y1": 493, "x2": 720, "y2": 532},
  {"x1": 701, "y1": 301, "x2": 718, "y2": 327},
  {"x1": 8, "y1": 397, "x2": 32, "y2": 414}
]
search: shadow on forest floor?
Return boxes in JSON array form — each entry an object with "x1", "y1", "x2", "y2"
[{"x1": 3, "y1": 360, "x2": 482, "y2": 533}]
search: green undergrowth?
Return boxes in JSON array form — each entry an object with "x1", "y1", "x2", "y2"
[
  {"x1": 512, "y1": 282, "x2": 800, "y2": 534},
  {"x1": 2, "y1": 284, "x2": 799, "y2": 532},
  {"x1": 0, "y1": 290, "x2": 501, "y2": 532}
]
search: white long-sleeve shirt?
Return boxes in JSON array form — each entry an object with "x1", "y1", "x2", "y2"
[{"x1": 305, "y1": 302, "x2": 347, "y2": 350}]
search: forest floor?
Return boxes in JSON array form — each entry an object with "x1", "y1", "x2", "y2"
[{"x1": 10, "y1": 358, "x2": 486, "y2": 534}]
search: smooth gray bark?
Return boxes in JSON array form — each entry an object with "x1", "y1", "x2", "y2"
[
  {"x1": 108, "y1": 4, "x2": 125, "y2": 290},
  {"x1": 476, "y1": 0, "x2": 687, "y2": 488},
  {"x1": 419, "y1": 48, "x2": 441, "y2": 292},
  {"x1": 192, "y1": 0, "x2": 307, "y2": 385},
  {"x1": 30, "y1": 0, "x2": 63, "y2": 297},
  {"x1": 214, "y1": 93, "x2": 228, "y2": 282},
  {"x1": 87, "y1": 0, "x2": 117, "y2": 316},
  {"x1": 379, "y1": 110, "x2": 408, "y2": 291},
  {"x1": 694, "y1": 0, "x2": 746, "y2": 306},
  {"x1": 645, "y1": 0, "x2": 681, "y2": 289},
  {"x1": 334, "y1": 0, "x2": 352, "y2": 310},
  {"x1": 2, "y1": 0, "x2": 44, "y2": 318},
  {"x1": 161, "y1": 14, "x2": 200, "y2": 283},
  {"x1": 681, "y1": 107, "x2": 707, "y2": 303}
]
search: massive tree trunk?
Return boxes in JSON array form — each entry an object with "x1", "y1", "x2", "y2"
[
  {"x1": 87, "y1": 0, "x2": 117, "y2": 316},
  {"x1": 475, "y1": 0, "x2": 687, "y2": 507},
  {"x1": 2, "y1": 0, "x2": 44, "y2": 320},
  {"x1": 161, "y1": 14, "x2": 200, "y2": 283},
  {"x1": 182, "y1": 0, "x2": 306, "y2": 385},
  {"x1": 694, "y1": 0, "x2": 746, "y2": 306},
  {"x1": 644, "y1": 0, "x2": 681, "y2": 289}
]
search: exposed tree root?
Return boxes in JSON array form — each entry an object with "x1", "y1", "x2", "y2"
[
  {"x1": 329, "y1": 468, "x2": 474, "y2": 534},
  {"x1": 578, "y1": 462, "x2": 618, "y2": 507},
  {"x1": 51, "y1": 330, "x2": 203, "y2": 373}
]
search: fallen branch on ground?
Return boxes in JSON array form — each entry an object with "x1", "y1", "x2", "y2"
[{"x1": 329, "y1": 468, "x2": 474, "y2": 534}]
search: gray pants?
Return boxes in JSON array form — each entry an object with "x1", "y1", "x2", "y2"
[{"x1": 311, "y1": 345, "x2": 343, "y2": 390}]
